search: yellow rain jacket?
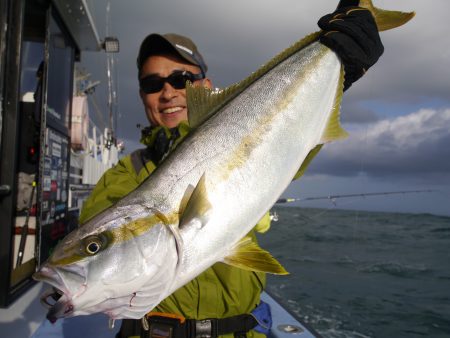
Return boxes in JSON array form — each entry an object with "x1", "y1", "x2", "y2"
[{"x1": 79, "y1": 124, "x2": 271, "y2": 338}]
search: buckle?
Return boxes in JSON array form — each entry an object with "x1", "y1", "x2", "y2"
[
  {"x1": 195, "y1": 319, "x2": 217, "y2": 338},
  {"x1": 149, "y1": 322, "x2": 175, "y2": 338},
  {"x1": 143, "y1": 312, "x2": 186, "y2": 338}
]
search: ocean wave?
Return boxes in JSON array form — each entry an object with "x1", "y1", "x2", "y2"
[
  {"x1": 358, "y1": 261, "x2": 429, "y2": 277},
  {"x1": 430, "y1": 227, "x2": 450, "y2": 233},
  {"x1": 283, "y1": 299, "x2": 372, "y2": 338},
  {"x1": 335, "y1": 256, "x2": 357, "y2": 266},
  {"x1": 319, "y1": 328, "x2": 373, "y2": 338},
  {"x1": 303, "y1": 233, "x2": 370, "y2": 244}
]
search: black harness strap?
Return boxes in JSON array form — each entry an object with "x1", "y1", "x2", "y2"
[
  {"x1": 130, "y1": 145, "x2": 160, "y2": 177},
  {"x1": 141, "y1": 314, "x2": 258, "y2": 338},
  {"x1": 214, "y1": 314, "x2": 257, "y2": 336},
  {"x1": 130, "y1": 149, "x2": 146, "y2": 176}
]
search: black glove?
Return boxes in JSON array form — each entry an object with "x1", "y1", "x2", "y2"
[{"x1": 318, "y1": 6, "x2": 384, "y2": 90}]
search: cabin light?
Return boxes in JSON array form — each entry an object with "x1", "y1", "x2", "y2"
[{"x1": 103, "y1": 37, "x2": 120, "y2": 53}]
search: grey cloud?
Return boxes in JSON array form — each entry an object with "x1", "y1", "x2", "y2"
[
  {"x1": 340, "y1": 99, "x2": 381, "y2": 124},
  {"x1": 307, "y1": 109, "x2": 450, "y2": 182}
]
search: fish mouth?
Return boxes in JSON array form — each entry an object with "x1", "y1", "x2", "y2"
[
  {"x1": 33, "y1": 266, "x2": 82, "y2": 322},
  {"x1": 40, "y1": 287, "x2": 74, "y2": 323}
]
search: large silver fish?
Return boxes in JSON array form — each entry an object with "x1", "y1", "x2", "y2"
[{"x1": 34, "y1": 0, "x2": 414, "y2": 322}]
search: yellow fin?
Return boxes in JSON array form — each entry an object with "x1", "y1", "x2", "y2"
[
  {"x1": 359, "y1": 0, "x2": 415, "y2": 32},
  {"x1": 178, "y1": 184, "x2": 195, "y2": 217},
  {"x1": 186, "y1": 85, "x2": 225, "y2": 128},
  {"x1": 223, "y1": 236, "x2": 288, "y2": 275},
  {"x1": 293, "y1": 144, "x2": 324, "y2": 180},
  {"x1": 254, "y1": 212, "x2": 271, "y2": 234},
  {"x1": 320, "y1": 66, "x2": 348, "y2": 144},
  {"x1": 179, "y1": 173, "x2": 211, "y2": 228}
]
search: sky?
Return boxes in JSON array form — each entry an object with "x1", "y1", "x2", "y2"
[{"x1": 80, "y1": 0, "x2": 450, "y2": 216}]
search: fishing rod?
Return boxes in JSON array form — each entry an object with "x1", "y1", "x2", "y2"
[
  {"x1": 276, "y1": 189, "x2": 436, "y2": 205},
  {"x1": 16, "y1": 181, "x2": 36, "y2": 267}
]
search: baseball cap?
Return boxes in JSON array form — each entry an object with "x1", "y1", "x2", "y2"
[{"x1": 137, "y1": 33, "x2": 208, "y2": 76}]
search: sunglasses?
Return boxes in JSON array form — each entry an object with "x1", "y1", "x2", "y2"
[{"x1": 139, "y1": 70, "x2": 205, "y2": 94}]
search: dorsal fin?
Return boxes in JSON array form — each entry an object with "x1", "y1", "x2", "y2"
[{"x1": 186, "y1": 85, "x2": 232, "y2": 128}]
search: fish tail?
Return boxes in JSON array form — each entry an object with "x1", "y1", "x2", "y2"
[{"x1": 338, "y1": 0, "x2": 415, "y2": 31}]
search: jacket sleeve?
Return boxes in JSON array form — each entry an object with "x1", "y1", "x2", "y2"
[{"x1": 78, "y1": 155, "x2": 141, "y2": 224}]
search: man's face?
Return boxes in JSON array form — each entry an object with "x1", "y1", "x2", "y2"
[{"x1": 139, "y1": 54, "x2": 211, "y2": 128}]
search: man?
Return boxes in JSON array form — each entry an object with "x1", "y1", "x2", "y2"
[
  {"x1": 80, "y1": 32, "x2": 271, "y2": 338},
  {"x1": 79, "y1": 4, "x2": 383, "y2": 338}
]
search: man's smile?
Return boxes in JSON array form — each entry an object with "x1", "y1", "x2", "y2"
[{"x1": 161, "y1": 106, "x2": 184, "y2": 114}]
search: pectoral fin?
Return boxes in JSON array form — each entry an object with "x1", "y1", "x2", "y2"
[
  {"x1": 179, "y1": 184, "x2": 195, "y2": 217},
  {"x1": 223, "y1": 237, "x2": 288, "y2": 275},
  {"x1": 179, "y1": 173, "x2": 212, "y2": 229}
]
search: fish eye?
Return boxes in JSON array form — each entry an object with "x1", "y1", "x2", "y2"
[{"x1": 84, "y1": 236, "x2": 103, "y2": 255}]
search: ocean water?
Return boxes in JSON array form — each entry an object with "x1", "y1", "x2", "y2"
[{"x1": 258, "y1": 207, "x2": 450, "y2": 338}]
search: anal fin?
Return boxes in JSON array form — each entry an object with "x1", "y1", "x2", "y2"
[{"x1": 223, "y1": 236, "x2": 288, "y2": 275}]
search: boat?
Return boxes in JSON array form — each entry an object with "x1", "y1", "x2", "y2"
[{"x1": 262, "y1": 291, "x2": 323, "y2": 338}]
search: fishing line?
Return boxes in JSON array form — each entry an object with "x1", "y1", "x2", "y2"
[{"x1": 351, "y1": 123, "x2": 370, "y2": 237}]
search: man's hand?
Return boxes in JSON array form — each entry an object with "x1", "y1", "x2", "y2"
[{"x1": 318, "y1": 7, "x2": 384, "y2": 90}]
